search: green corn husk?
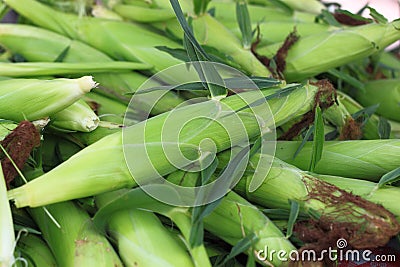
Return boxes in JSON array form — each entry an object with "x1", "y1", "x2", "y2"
[
  {"x1": 322, "y1": 96, "x2": 353, "y2": 136},
  {"x1": 23, "y1": 167, "x2": 123, "y2": 267},
  {"x1": 3, "y1": 0, "x2": 184, "y2": 77},
  {"x1": 95, "y1": 194, "x2": 195, "y2": 267},
  {"x1": 203, "y1": 191, "x2": 296, "y2": 266},
  {"x1": 190, "y1": 13, "x2": 270, "y2": 76},
  {"x1": 0, "y1": 61, "x2": 151, "y2": 77},
  {"x1": 336, "y1": 90, "x2": 383, "y2": 140},
  {"x1": 229, "y1": 151, "x2": 400, "y2": 218},
  {"x1": 83, "y1": 92, "x2": 128, "y2": 124},
  {"x1": 209, "y1": 1, "x2": 316, "y2": 24},
  {"x1": 50, "y1": 99, "x2": 99, "y2": 132},
  {"x1": 168, "y1": 168, "x2": 296, "y2": 266},
  {"x1": 8, "y1": 83, "x2": 323, "y2": 208},
  {"x1": 390, "y1": 120, "x2": 400, "y2": 138},
  {"x1": 226, "y1": 153, "x2": 400, "y2": 247},
  {"x1": 0, "y1": 24, "x2": 184, "y2": 111},
  {"x1": 0, "y1": 76, "x2": 96, "y2": 122},
  {"x1": 94, "y1": 187, "x2": 212, "y2": 267},
  {"x1": 257, "y1": 20, "x2": 400, "y2": 82},
  {"x1": 374, "y1": 50, "x2": 400, "y2": 78},
  {"x1": 91, "y1": 4, "x2": 124, "y2": 20},
  {"x1": 315, "y1": 174, "x2": 400, "y2": 219},
  {"x1": 70, "y1": 121, "x2": 124, "y2": 146},
  {"x1": 275, "y1": 140, "x2": 400, "y2": 180},
  {"x1": 127, "y1": 4, "x2": 271, "y2": 76},
  {"x1": 14, "y1": 234, "x2": 57, "y2": 267},
  {"x1": 279, "y1": 0, "x2": 325, "y2": 14},
  {"x1": 0, "y1": 123, "x2": 18, "y2": 140},
  {"x1": 112, "y1": 3, "x2": 176, "y2": 22},
  {"x1": 355, "y1": 78, "x2": 400, "y2": 122},
  {"x1": 0, "y1": 164, "x2": 15, "y2": 267},
  {"x1": 225, "y1": 21, "x2": 334, "y2": 47}
]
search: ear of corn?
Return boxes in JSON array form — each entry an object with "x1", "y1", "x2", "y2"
[
  {"x1": 316, "y1": 174, "x2": 400, "y2": 220},
  {"x1": 0, "y1": 61, "x2": 151, "y2": 77},
  {"x1": 0, "y1": 23, "x2": 185, "y2": 112},
  {"x1": 275, "y1": 140, "x2": 400, "y2": 180},
  {"x1": 3, "y1": 0, "x2": 184, "y2": 76},
  {"x1": 8, "y1": 83, "x2": 322, "y2": 207},
  {"x1": 209, "y1": 1, "x2": 316, "y2": 24},
  {"x1": 202, "y1": 191, "x2": 296, "y2": 266},
  {"x1": 0, "y1": 164, "x2": 15, "y2": 267},
  {"x1": 228, "y1": 153, "x2": 400, "y2": 248},
  {"x1": 0, "y1": 76, "x2": 96, "y2": 122},
  {"x1": 95, "y1": 193, "x2": 196, "y2": 267},
  {"x1": 49, "y1": 99, "x2": 99, "y2": 132},
  {"x1": 23, "y1": 167, "x2": 124, "y2": 267},
  {"x1": 93, "y1": 188, "x2": 211, "y2": 267},
  {"x1": 256, "y1": 20, "x2": 400, "y2": 82},
  {"x1": 14, "y1": 234, "x2": 57, "y2": 267},
  {"x1": 355, "y1": 78, "x2": 400, "y2": 122}
]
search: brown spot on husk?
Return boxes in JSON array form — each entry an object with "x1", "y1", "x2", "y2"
[
  {"x1": 251, "y1": 27, "x2": 299, "y2": 79},
  {"x1": 0, "y1": 121, "x2": 40, "y2": 188},
  {"x1": 339, "y1": 117, "x2": 363, "y2": 140},
  {"x1": 290, "y1": 176, "x2": 400, "y2": 265},
  {"x1": 279, "y1": 80, "x2": 337, "y2": 140},
  {"x1": 333, "y1": 12, "x2": 372, "y2": 26},
  {"x1": 86, "y1": 100, "x2": 100, "y2": 115}
]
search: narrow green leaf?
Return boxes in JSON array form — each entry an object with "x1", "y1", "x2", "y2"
[
  {"x1": 225, "y1": 76, "x2": 281, "y2": 89},
  {"x1": 170, "y1": 0, "x2": 210, "y2": 61},
  {"x1": 367, "y1": 6, "x2": 388, "y2": 24},
  {"x1": 262, "y1": 209, "x2": 309, "y2": 220},
  {"x1": 378, "y1": 117, "x2": 391, "y2": 139},
  {"x1": 309, "y1": 106, "x2": 324, "y2": 172},
  {"x1": 293, "y1": 125, "x2": 314, "y2": 159},
  {"x1": 327, "y1": 68, "x2": 365, "y2": 92},
  {"x1": 235, "y1": 84, "x2": 301, "y2": 112},
  {"x1": 378, "y1": 167, "x2": 400, "y2": 188},
  {"x1": 267, "y1": 0, "x2": 293, "y2": 14},
  {"x1": 351, "y1": 104, "x2": 379, "y2": 125},
  {"x1": 236, "y1": 1, "x2": 253, "y2": 49},
  {"x1": 190, "y1": 198, "x2": 223, "y2": 247},
  {"x1": 156, "y1": 46, "x2": 190, "y2": 62},
  {"x1": 286, "y1": 200, "x2": 300, "y2": 238},
  {"x1": 54, "y1": 45, "x2": 70, "y2": 63},
  {"x1": 245, "y1": 253, "x2": 257, "y2": 267},
  {"x1": 219, "y1": 233, "x2": 258, "y2": 266},
  {"x1": 189, "y1": 219, "x2": 204, "y2": 248},
  {"x1": 317, "y1": 10, "x2": 342, "y2": 27},
  {"x1": 200, "y1": 157, "x2": 218, "y2": 185},
  {"x1": 193, "y1": 0, "x2": 211, "y2": 15},
  {"x1": 170, "y1": 0, "x2": 227, "y2": 99}
]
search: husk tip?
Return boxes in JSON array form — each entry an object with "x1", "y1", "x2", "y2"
[{"x1": 78, "y1": 76, "x2": 99, "y2": 93}]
